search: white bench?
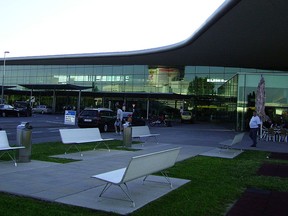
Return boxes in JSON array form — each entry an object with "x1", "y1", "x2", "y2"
[
  {"x1": 219, "y1": 132, "x2": 245, "y2": 149},
  {"x1": 132, "y1": 126, "x2": 160, "y2": 144},
  {"x1": 0, "y1": 130, "x2": 25, "y2": 166},
  {"x1": 59, "y1": 128, "x2": 114, "y2": 156},
  {"x1": 91, "y1": 147, "x2": 181, "y2": 207}
]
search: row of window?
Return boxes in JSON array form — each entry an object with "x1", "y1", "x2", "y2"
[{"x1": 1, "y1": 65, "x2": 285, "y2": 95}]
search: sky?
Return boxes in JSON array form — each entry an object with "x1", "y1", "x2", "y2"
[{"x1": 0, "y1": 0, "x2": 225, "y2": 58}]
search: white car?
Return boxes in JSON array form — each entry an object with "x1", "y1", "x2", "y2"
[
  {"x1": 181, "y1": 111, "x2": 194, "y2": 123},
  {"x1": 32, "y1": 105, "x2": 53, "y2": 114}
]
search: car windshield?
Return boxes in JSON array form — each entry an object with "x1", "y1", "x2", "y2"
[
  {"x1": 80, "y1": 110, "x2": 98, "y2": 116},
  {"x1": 14, "y1": 102, "x2": 27, "y2": 108}
]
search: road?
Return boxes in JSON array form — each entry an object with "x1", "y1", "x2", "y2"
[
  {"x1": 1, "y1": 114, "x2": 75, "y2": 145},
  {"x1": 1, "y1": 114, "x2": 237, "y2": 148}
]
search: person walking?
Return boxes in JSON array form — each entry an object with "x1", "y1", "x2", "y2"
[
  {"x1": 114, "y1": 104, "x2": 123, "y2": 135},
  {"x1": 249, "y1": 111, "x2": 261, "y2": 147}
]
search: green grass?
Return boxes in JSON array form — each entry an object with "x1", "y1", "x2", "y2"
[
  {"x1": 31, "y1": 140, "x2": 129, "y2": 163},
  {"x1": 1, "y1": 140, "x2": 136, "y2": 163},
  {"x1": 1, "y1": 143, "x2": 288, "y2": 216}
]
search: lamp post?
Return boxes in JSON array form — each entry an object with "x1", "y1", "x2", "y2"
[{"x1": 1, "y1": 51, "x2": 10, "y2": 103}]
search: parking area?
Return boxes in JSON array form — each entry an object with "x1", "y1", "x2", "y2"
[{"x1": 1, "y1": 114, "x2": 288, "y2": 153}]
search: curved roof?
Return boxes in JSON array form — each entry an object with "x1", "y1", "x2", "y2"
[{"x1": 4, "y1": 0, "x2": 288, "y2": 71}]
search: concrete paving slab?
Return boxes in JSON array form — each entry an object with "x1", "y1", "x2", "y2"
[
  {"x1": 199, "y1": 148, "x2": 244, "y2": 159},
  {"x1": 0, "y1": 144, "x2": 201, "y2": 214},
  {"x1": 0, "y1": 160, "x2": 58, "y2": 175},
  {"x1": 56, "y1": 175, "x2": 190, "y2": 215}
]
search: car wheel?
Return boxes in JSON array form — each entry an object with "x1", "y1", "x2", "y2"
[
  {"x1": 2, "y1": 112, "x2": 6, "y2": 117},
  {"x1": 17, "y1": 113, "x2": 20, "y2": 117},
  {"x1": 103, "y1": 124, "x2": 108, "y2": 132},
  {"x1": 41, "y1": 110, "x2": 44, "y2": 114}
]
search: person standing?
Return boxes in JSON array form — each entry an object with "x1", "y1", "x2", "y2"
[
  {"x1": 114, "y1": 105, "x2": 123, "y2": 134},
  {"x1": 249, "y1": 111, "x2": 261, "y2": 147},
  {"x1": 180, "y1": 106, "x2": 184, "y2": 115}
]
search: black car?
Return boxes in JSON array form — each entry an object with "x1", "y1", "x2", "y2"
[
  {"x1": 14, "y1": 101, "x2": 32, "y2": 117},
  {"x1": 0, "y1": 104, "x2": 20, "y2": 117},
  {"x1": 77, "y1": 108, "x2": 116, "y2": 132}
]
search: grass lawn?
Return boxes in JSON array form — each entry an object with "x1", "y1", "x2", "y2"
[{"x1": 0, "y1": 142, "x2": 288, "y2": 215}]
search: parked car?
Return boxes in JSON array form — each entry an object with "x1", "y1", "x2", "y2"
[
  {"x1": 32, "y1": 105, "x2": 53, "y2": 114},
  {"x1": 181, "y1": 111, "x2": 194, "y2": 123},
  {"x1": 13, "y1": 101, "x2": 32, "y2": 117},
  {"x1": 0, "y1": 104, "x2": 20, "y2": 117},
  {"x1": 122, "y1": 111, "x2": 146, "y2": 126},
  {"x1": 77, "y1": 108, "x2": 116, "y2": 132}
]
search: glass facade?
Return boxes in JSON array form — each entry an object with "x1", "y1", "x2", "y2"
[
  {"x1": 219, "y1": 73, "x2": 288, "y2": 131},
  {"x1": 3, "y1": 65, "x2": 239, "y2": 93},
  {"x1": 2, "y1": 63, "x2": 288, "y2": 130}
]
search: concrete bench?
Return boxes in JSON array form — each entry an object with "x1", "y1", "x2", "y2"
[
  {"x1": 59, "y1": 128, "x2": 114, "y2": 156},
  {"x1": 132, "y1": 126, "x2": 160, "y2": 144},
  {"x1": 219, "y1": 132, "x2": 245, "y2": 149},
  {"x1": 91, "y1": 147, "x2": 181, "y2": 207},
  {"x1": 0, "y1": 130, "x2": 25, "y2": 166}
]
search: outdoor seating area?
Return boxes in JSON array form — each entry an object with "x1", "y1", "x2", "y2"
[
  {"x1": 1, "y1": 122, "x2": 288, "y2": 215},
  {"x1": 261, "y1": 126, "x2": 288, "y2": 142}
]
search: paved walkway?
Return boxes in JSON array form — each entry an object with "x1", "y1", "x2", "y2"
[{"x1": 1, "y1": 122, "x2": 288, "y2": 215}]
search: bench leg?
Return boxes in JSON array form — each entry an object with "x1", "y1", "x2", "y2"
[
  {"x1": 145, "y1": 136, "x2": 159, "y2": 144},
  {"x1": 99, "y1": 183, "x2": 112, "y2": 197},
  {"x1": 94, "y1": 142, "x2": 110, "y2": 152},
  {"x1": 65, "y1": 145, "x2": 83, "y2": 156},
  {"x1": 0, "y1": 151, "x2": 18, "y2": 166},
  {"x1": 161, "y1": 171, "x2": 173, "y2": 188},
  {"x1": 142, "y1": 172, "x2": 173, "y2": 188},
  {"x1": 121, "y1": 183, "x2": 135, "y2": 207},
  {"x1": 154, "y1": 136, "x2": 159, "y2": 144},
  {"x1": 99, "y1": 182, "x2": 135, "y2": 207}
]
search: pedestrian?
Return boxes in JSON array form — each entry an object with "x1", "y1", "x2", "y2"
[
  {"x1": 114, "y1": 104, "x2": 123, "y2": 134},
  {"x1": 249, "y1": 111, "x2": 261, "y2": 147},
  {"x1": 180, "y1": 106, "x2": 184, "y2": 115}
]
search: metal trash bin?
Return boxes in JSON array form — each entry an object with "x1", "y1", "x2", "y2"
[
  {"x1": 17, "y1": 122, "x2": 33, "y2": 162},
  {"x1": 123, "y1": 123, "x2": 132, "y2": 147}
]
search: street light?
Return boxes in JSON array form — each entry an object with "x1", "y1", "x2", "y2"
[{"x1": 1, "y1": 51, "x2": 10, "y2": 103}]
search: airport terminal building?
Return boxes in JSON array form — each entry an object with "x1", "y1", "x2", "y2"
[{"x1": 1, "y1": 0, "x2": 288, "y2": 131}]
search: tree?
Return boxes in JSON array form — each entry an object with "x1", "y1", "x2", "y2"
[{"x1": 188, "y1": 76, "x2": 215, "y2": 95}]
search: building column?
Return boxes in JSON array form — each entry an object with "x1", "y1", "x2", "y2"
[
  {"x1": 146, "y1": 98, "x2": 150, "y2": 120},
  {"x1": 52, "y1": 90, "x2": 56, "y2": 113},
  {"x1": 77, "y1": 90, "x2": 81, "y2": 114}
]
